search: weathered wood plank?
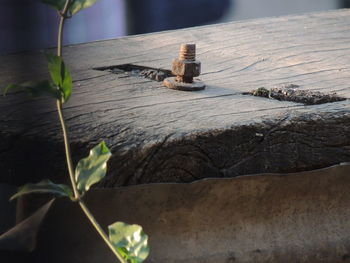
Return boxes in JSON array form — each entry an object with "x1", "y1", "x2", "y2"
[{"x1": 1, "y1": 9, "x2": 350, "y2": 186}]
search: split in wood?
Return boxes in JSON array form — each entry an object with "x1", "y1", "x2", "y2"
[
  {"x1": 245, "y1": 84, "x2": 346, "y2": 105},
  {"x1": 94, "y1": 64, "x2": 173, "y2": 82},
  {"x1": 163, "y1": 44, "x2": 206, "y2": 91}
]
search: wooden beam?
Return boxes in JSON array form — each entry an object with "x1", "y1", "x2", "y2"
[{"x1": 1, "y1": 9, "x2": 349, "y2": 186}]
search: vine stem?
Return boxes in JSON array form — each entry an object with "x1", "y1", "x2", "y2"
[
  {"x1": 56, "y1": 1, "x2": 126, "y2": 262},
  {"x1": 57, "y1": 0, "x2": 71, "y2": 57},
  {"x1": 79, "y1": 201, "x2": 127, "y2": 263},
  {"x1": 56, "y1": 100, "x2": 79, "y2": 198},
  {"x1": 56, "y1": 0, "x2": 79, "y2": 199}
]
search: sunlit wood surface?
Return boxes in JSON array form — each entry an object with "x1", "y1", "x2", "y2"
[{"x1": 1, "y1": 9, "x2": 349, "y2": 186}]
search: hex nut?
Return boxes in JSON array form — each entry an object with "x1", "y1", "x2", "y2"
[{"x1": 172, "y1": 58, "x2": 201, "y2": 77}]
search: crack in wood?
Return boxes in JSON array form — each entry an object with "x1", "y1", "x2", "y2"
[
  {"x1": 245, "y1": 84, "x2": 347, "y2": 105},
  {"x1": 127, "y1": 133, "x2": 174, "y2": 185},
  {"x1": 94, "y1": 64, "x2": 174, "y2": 82}
]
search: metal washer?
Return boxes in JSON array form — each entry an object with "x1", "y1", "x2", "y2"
[{"x1": 163, "y1": 77, "x2": 205, "y2": 91}]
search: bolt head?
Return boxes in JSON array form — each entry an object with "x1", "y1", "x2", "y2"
[{"x1": 172, "y1": 59, "x2": 201, "y2": 77}]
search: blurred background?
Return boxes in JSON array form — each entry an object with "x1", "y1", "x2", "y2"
[{"x1": 1, "y1": 0, "x2": 350, "y2": 54}]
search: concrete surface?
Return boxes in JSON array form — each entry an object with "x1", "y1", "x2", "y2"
[{"x1": 2, "y1": 164, "x2": 350, "y2": 262}]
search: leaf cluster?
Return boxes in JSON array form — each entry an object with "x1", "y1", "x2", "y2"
[
  {"x1": 10, "y1": 141, "x2": 111, "y2": 201},
  {"x1": 11, "y1": 141, "x2": 149, "y2": 262},
  {"x1": 4, "y1": 54, "x2": 72, "y2": 103}
]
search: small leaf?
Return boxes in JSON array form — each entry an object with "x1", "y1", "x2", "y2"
[
  {"x1": 70, "y1": 0, "x2": 99, "y2": 14},
  {"x1": 46, "y1": 54, "x2": 72, "y2": 103},
  {"x1": 4, "y1": 80, "x2": 61, "y2": 99},
  {"x1": 75, "y1": 141, "x2": 111, "y2": 193},
  {"x1": 3, "y1": 84, "x2": 18, "y2": 96},
  {"x1": 46, "y1": 54, "x2": 63, "y2": 87},
  {"x1": 10, "y1": 180, "x2": 73, "y2": 201},
  {"x1": 108, "y1": 222, "x2": 150, "y2": 263},
  {"x1": 40, "y1": 0, "x2": 66, "y2": 11}
]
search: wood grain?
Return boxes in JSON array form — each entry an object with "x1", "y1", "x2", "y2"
[{"x1": 1, "y1": 9, "x2": 350, "y2": 186}]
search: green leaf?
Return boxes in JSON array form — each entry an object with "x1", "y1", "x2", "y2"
[
  {"x1": 70, "y1": 0, "x2": 99, "y2": 14},
  {"x1": 10, "y1": 180, "x2": 73, "y2": 201},
  {"x1": 46, "y1": 54, "x2": 63, "y2": 87},
  {"x1": 4, "y1": 80, "x2": 61, "y2": 99},
  {"x1": 108, "y1": 222, "x2": 150, "y2": 263},
  {"x1": 46, "y1": 54, "x2": 72, "y2": 103},
  {"x1": 40, "y1": 0, "x2": 66, "y2": 11},
  {"x1": 75, "y1": 141, "x2": 111, "y2": 193},
  {"x1": 40, "y1": 0, "x2": 100, "y2": 15}
]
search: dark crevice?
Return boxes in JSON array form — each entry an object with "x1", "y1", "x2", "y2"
[
  {"x1": 243, "y1": 84, "x2": 347, "y2": 105},
  {"x1": 94, "y1": 63, "x2": 174, "y2": 82}
]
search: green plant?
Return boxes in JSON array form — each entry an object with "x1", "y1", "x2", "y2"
[{"x1": 5, "y1": 1, "x2": 149, "y2": 262}]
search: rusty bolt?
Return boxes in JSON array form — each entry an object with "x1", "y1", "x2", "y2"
[
  {"x1": 172, "y1": 44, "x2": 200, "y2": 83},
  {"x1": 164, "y1": 44, "x2": 205, "y2": 91}
]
